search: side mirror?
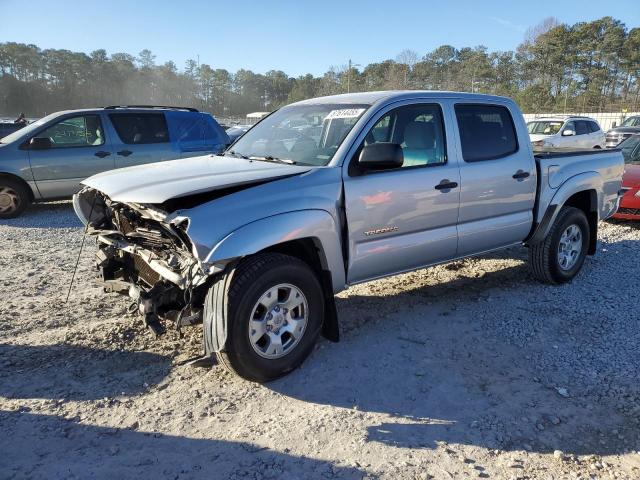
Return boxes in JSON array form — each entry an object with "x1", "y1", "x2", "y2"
[
  {"x1": 562, "y1": 129, "x2": 575, "y2": 137},
  {"x1": 612, "y1": 122, "x2": 617, "y2": 128},
  {"x1": 358, "y1": 143, "x2": 403, "y2": 170},
  {"x1": 29, "y1": 137, "x2": 52, "y2": 150}
]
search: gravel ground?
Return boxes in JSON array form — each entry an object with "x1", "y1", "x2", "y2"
[{"x1": 1, "y1": 201, "x2": 639, "y2": 479}]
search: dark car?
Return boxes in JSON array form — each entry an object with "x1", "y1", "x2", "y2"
[
  {"x1": 0, "y1": 122, "x2": 26, "y2": 139},
  {"x1": 225, "y1": 124, "x2": 251, "y2": 144},
  {"x1": 605, "y1": 115, "x2": 640, "y2": 148}
]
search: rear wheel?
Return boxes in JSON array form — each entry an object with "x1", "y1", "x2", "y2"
[
  {"x1": 0, "y1": 177, "x2": 30, "y2": 219},
  {"x1": 209, "y1": 252, "x2": 324, "y2": 383},
  {"x1": 529, "y1": 206, "x2": 590, "y2": 284}
]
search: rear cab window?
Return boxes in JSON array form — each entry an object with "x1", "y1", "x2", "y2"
[
  {"x1": 109, "y1": 113, "x2": 169, "y2": 144},
  {"x1": 454, "y1": 104, "x2": 518, "y2": 162}
]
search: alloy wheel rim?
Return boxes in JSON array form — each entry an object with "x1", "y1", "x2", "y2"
[
  {"x1": 248, "y1": 283, "x2": 308, "y2": 359},
  {"x1": 0, "y1": 186, "x2": 20, "y2": 214},
  {"x1": 557, "y1": 224, "x2": 582, "y2": 271}
]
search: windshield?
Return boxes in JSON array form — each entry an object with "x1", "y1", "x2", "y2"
[
  {"x1": 621, "y1": 116, "x2": 640, "y2": 127},
  {"x1": 0, "y1": 112, "x2": 59, "y2": 144},
  {"x1": 227, "y1": 103, "x2": 370, "y2": 166},
  {"x1": 620, "y1": 135, "x2": 640, "y2": 165},
  {"x1": 527, "y1": 121, "x2": 563, "y2": 135}
]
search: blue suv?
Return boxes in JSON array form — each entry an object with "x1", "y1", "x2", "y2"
[{"x1": 0, "y1": 105, "x2": 229, "y2": 218}]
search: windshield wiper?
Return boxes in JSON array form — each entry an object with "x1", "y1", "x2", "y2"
[
  {"x1": 248, "y1": 155, "x2": 296, "y2": 165},
  {"x1": 224, "y1": 150, "x2": 250, "y2": 159}
]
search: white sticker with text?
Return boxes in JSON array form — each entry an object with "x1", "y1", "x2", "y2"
[{"x1": 325, "y1": 108, "x2": 366, "y2": 120}]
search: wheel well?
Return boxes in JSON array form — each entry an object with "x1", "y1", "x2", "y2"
[
  {"x1": 262, "y1": 238, "x2": 325, "y2": 273},
  {"x1": 0, "y1": 173, "x2": 35, "y2": 202},
  {"x1": 260, "y1": 238, "x2": 340, "y2": 342},
  {"x1": 563, "y1": 190, "x2": 598, "y2": 255}
]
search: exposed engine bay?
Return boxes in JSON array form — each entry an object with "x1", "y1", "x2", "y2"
[{"x1": 74, "y1": 187, "x2": 212, "y2": 336}]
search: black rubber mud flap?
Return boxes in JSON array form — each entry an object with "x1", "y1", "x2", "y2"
[
  {"x1": 203, "y1": 267, "x2": 237, "y2": 356},
  {"x1": 320, "y1": 270, "x2": 339, "y2": 342}
]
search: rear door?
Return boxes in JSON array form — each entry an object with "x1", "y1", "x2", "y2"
[
  {"x1": 107, "y1": 112, "x2": 179, "y2": 167},
  {"x1": 27, "y1": 113, "x2": 115, "y2": 198},
  {"x1": 454, "y1": 102, "x2": 536, "y2": 256},
  {"x1": 343, "y1": 101, "x2": 460, "y2": 283}
]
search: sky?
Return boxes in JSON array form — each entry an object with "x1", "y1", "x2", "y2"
[{"x1": 1, "y1": 0, "x2": 639, "y2": 76}]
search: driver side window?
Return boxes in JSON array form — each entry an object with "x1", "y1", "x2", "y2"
[
  {"x1": 38, "y1": 115, "x2": 105, "y2": 148},
  {"x1": 563, "y1": 121, "x2": 576, "y2": 135},
  {"x1": 363, "y1": 104, "x2": 446, "y2": 168}
]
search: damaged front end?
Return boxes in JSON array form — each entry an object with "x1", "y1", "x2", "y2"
[{"x1": 73, "y1": 187, "x2": 218, "y2": 336}]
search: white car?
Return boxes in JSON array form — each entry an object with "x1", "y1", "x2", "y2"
[{"x1": 528, "y1": 116, "x2": 606, "y2": 150}]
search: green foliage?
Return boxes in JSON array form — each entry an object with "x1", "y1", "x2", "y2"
[{"x1": 0, "y1": 17, "x2": 638, "y2": 117}]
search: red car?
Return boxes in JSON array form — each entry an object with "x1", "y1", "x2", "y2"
[{"x1": 613, "y1": 134, "x2": 640, "y2": 220}]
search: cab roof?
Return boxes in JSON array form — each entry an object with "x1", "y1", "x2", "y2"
[
  {"x1": 529, "y1": 115, "x2": 595, "y2": 122},
  {"x1": 291, "y1": 90, "x2": 514, "y2": 107}
]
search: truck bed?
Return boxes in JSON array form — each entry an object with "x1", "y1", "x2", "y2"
[{"x1": 533, "y1": 147, "x2": 624, "y2": 226}]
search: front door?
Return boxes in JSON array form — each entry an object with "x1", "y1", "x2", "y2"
[
  {"x1": 343, "y1": 102, "x2": 461, "y2": 283},
  {"x1": 27, "y1": 114, "x2": 114, "y2": 198},
  {"x1": 454, "y1": 103, "x2": 537, "y2": 256}
]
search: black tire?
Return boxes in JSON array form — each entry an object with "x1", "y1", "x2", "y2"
[
  {"x1": 207, "y1": 252, "x2": 323, "y2": 383},
  {"x1": 0, "y1": 177, "x2": 30, "y2": 219},
  {"x1": 529, "y1": 206, "x2": 590, "y2": 284}
]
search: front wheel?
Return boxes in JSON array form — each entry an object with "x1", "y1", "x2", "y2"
[
  {"x1": 207, "y1": 252, "x2": 324, "y2": 383},
  {"x1": 529, "y1": 206, "x2": 590, "y2": 284},
  {"x1": 0, "y1": 177, "x2": 30, "y2": 219}
]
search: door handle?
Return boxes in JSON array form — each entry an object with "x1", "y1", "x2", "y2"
[
  {"x1": 434, "y1": 179, "x2": 458, "y2": 190},
  {"x1": 94, "y1": 151, "x2": 111, "y2": 158},
  {"x1": 512, "y1": 170, "x2": 530, "y2": 180},
  {"x1": 117, "y1": 150, "x2": 133, "y2": 157}
]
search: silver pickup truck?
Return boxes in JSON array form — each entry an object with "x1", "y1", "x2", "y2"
[{"x1": 74, "y1": 91, "x2": 624, "y2": 382}]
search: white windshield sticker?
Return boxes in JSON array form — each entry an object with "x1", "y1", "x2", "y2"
[{"x1": 325, "y1": 108, "x2": 365, "y2": 120}]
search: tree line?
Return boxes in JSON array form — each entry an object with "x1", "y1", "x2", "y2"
[{"x1": 0, "y1": 16, "x2": 638, "y2": 119}]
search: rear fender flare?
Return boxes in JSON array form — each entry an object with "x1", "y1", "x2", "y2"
[{"x1": 528, "y1": 172, "x2": 601, "y2": 245}]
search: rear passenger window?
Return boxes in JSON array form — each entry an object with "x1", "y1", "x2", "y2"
[
  {"x1": 588, "y1": 121, "x2": 601, "y2": 133},
  {"x1": 109, "y1": 113, "x2": 169, "y2": 144},
  {"x1": 454, "y1": 104, "x2": 518, "y2": 162}
]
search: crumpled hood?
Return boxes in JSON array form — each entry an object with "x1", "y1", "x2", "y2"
[{"x1": 82, "y1": 154, "x2": 312, "y2": 203}]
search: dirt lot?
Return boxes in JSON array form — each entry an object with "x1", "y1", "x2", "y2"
[{"x1": 1, "y1": 202, "x2": 639, "y2": 479}]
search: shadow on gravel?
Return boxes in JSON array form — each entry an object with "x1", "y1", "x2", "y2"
[
  {"x1": 0, "y1": 410, "x2": 368, "y2": 479},
  {"x1": 606, "y1": 218, "x2": 640, "y2": 230},
  {"x1": 269, "y1": 261, "x2": 639, "y2": 458},
  {"x1": 0, "y1": 201, "x2": 81, "y2": 229},
  {"x1": 0, "y1": 343, "x2": 170, "y2": 400}
]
